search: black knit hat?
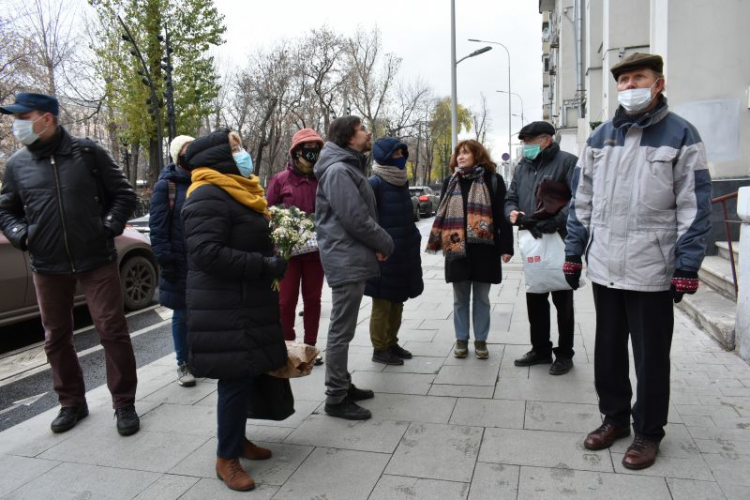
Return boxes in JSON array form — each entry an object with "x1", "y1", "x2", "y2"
[{"x1": 517, "y1": 121, "x2": 555, "y2": 141}]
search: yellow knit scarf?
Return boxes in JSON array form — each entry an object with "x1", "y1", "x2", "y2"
[{"x1": 187, "y1": 167, "x2": 269, "y2": 217}]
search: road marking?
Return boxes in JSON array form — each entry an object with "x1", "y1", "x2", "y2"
[{"x1": 0, "y1": 392, "x2": 48, "y2": 416}]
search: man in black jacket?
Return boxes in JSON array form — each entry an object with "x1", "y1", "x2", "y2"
[
  {"x1": 505, "y1": 121, "x2": 578, "y2": 375},
  {"x1": 0, "y1": 93, "x2": 140, "y2": 435}
]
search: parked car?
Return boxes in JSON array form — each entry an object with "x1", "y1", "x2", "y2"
[
  {"x1": 128, "y1": 213, "x2": 150, "y2": 237},
  {"x1": 0, "y1": 228, "x2": 158, "y2": 327},
  {"x1": 409, "y1": 186, "x2": 440, "y2": 216},
  {"x1": 411, "y1": 195, "x2": 421, "y2": 222}
]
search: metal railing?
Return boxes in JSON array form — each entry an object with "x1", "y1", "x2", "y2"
[{"x1": 712, "y1": 191, "x2": 739, "y2": 298}]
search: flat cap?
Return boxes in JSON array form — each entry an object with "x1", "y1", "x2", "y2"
[
  {"x1": 610, "y1": 52, "x2": 663, "y2": 81},
  {"x1": 517, "y1": 121, "x2": 555, "y2": 141}
]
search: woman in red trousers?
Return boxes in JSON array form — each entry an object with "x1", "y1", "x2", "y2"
[{"x1": 266, "y1": 128, "x2": 325, "y2": 364}]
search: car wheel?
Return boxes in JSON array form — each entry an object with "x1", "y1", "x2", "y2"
[
  {"x1": 414, "y1": 208, "x2": 420, "y2": 221},
  {"x1": 120, "y1": 255, "x2": 156, "y2": 311}
]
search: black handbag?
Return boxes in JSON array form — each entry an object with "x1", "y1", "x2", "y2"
[{"x1": 246, "y1": 374, "x2": 295, "y2": 421}]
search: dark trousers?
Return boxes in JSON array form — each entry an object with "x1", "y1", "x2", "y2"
[
  {"x1": 278, "y1": 255, "x2": 325, "y2": 345},
  {"x1": 526, "y1": 289, "x2": 575, "y2": 358},
  {"x1": 217, "y1": 377, "x2": 256, "y2": 458},
  {"x1": 592, "y1": 283, "x2": 674, "y2": 440},
  {"x1": 33, "y1": 262, "x2": 138, "y2": 409}
]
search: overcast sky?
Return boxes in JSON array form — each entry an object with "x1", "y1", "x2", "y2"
[{"x1": 213, "y1": 0, "x2": 543, "y2": 160}]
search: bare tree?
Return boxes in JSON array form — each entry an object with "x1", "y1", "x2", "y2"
[
  {"x1": 383, "y1": 77, "x2": 432, "y2": 137},
  {"x1": 472, "y1": 92, "x2": 490, "y2": 143}
]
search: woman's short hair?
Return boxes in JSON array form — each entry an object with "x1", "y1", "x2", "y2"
[
  {"x1": 448, "y1": 139, "x2": 496, "y2": 173},
  {"x1": 327, "y1": 116, "x2": 362, "y2": 148}
]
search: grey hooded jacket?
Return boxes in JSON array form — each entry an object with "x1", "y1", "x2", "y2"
[{"x1": 314, "y1": 142, "x2": 394, "y2": 287}]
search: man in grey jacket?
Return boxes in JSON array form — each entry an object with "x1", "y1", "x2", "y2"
[
  {"x1": 564, "y1": 53, "x2": 712, "y2": 470},
  {"x1": 315, "y1": 116, "x2": 394, "y2": 420}
]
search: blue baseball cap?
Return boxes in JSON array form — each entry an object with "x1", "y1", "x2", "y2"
[{"x1": 0, "y1": 92, "x2": 60, "y2": 116}]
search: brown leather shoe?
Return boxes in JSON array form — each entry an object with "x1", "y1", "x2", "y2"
[
  {"x1": 242, "y1": 438, "x2": 272, "y2": 460},
  {"x1": 583, "y1": 423, "x2": 631, "y2": 450},
  {"x1": 216, "y1": 457, "x2": 255, "y2": 491},
  {"x1": 622, "y1": 435, "x2": 660, "y2": 470}
]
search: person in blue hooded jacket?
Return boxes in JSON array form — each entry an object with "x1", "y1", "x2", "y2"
[
  {"x1": 365, "y1": 138, "x2": 424, "y2": 365},
  {"x1": 149, "y1": 135, "x2": 195, "y2": 387}
]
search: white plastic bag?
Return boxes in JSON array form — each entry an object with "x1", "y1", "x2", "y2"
[{"x1": 518, "y1": 231, "x2": 585, "y2": 293}]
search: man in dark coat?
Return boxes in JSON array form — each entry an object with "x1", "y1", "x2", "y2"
[
  {"x1": 0, "y1": 93, "x2": 140, "y2": 436},
  {"x1": 505, "y1": 121, "x2": 578, "y2": 376},
  {"x1": 315, "y1": 116, "x2": 394, "y2": 420},
  {"x1": 149, "y1": 135, "x2": 195, "y2": 387}
]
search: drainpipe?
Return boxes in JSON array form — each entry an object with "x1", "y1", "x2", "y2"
[{"x1": 574, "y1": 0, "x2": 585, "y2": 118}]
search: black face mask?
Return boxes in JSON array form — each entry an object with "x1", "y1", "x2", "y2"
[
  {"x1": 298, "y1": 147, "x2": 320, "y2": 164},
  {"x1": 178, "y1": 154, "x2": 188, "y2": 169}
]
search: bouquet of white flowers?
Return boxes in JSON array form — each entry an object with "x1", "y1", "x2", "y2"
[{"x1": 268, "y1": 206, "x2": 317, "y2": 290}]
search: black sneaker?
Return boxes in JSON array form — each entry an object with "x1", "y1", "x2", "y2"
[
  {"x1": 50, "y1": 403, "x2": 89, "y2": 434},
  {"x1": 372, "y1": 349, "x2": 404, "y2": 365},
  {"x1": 114, "y1": 404, "x2": 140, "y2": 436},
  {"x1": 314, "y1": 356, "x2": 324, "y2": 366},
  {"x1": 324, "y1": 397, "x2": 372, "y2": 420},
  {"x1": 514, "y1": 350, "x2": 553, "y2": 367},
  {"x1": 348, "y1": 384, "x2": 374, "y2": 401},
  {"x1": 549, "y1": 357, "x2": 574, "y2": 375},
  {"x1": 390, "y1": 344, "x2": 413, "y2": 359}
]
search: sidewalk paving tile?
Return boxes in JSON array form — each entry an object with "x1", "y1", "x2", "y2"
[
  {"x1": 369, "y1": 475, "x2": 469, "y2": 500},
  {"x1": 348, "y1": 371, "x2": 435, "y2": 395},
  {"x1": 402, "y1": 340, "x2": 454, "y2": 358},
  {"x1": 3, "y1": 462, "x2": 160, "y2": 500},
  {"x1": 132, "y1": 475, "x2": 200, "y2": 500},
  {"x1": 140, "y1": 378, "x2": 217, "y2": 405},
  {"x1": 383, "y1": 356, "x2": 444, "y2": 374},
  {"x1": 273, "y1": 447, "x2": 389, "y2": 500},
  {"x1": 385, "y1": 422, "x2": 483, "y2": 483},
  {"x1": 243, "y1": 424, "x2": 294, "y2": 443},
  {"x1": 449, "y1": 398, "x2": 525, "y2": 429},
  {"x1": 428, "y1": 384, "x2": 495, "y2": 399},
  {"x1": 517, "y1": 466, "x2": 671, "y2": 499},
  {"x1": 703, "y1": 453, "x2": 750, "y2": 486},
  {"x1": 435, "y1": 361, "x2": 501, "y2": 387},
  {"x1": 493, "y1": 376, "x2": 598, "y2": 404},
  {"x1": 246, "y1": 399, "x2": 321, "y2": 429},
  {"x1": 610, "y1": 424, "x2": 699, "y2": 459},
  {"x1": 284, "y1": 414, "x2": 409, "y2": 453},
  {"x1": 179, "y1": 479, "x2": 278, "y2": 500},
  {"x1": 467, "y1": 463, "x2": 519, "y2": 500},
  {"x1": 139, "y1": 402, "x2": 216, "y2": 437},
  {"x1": 523, "y1": 401, "x2": 602, "y2": 433},
  {"x1": 722, "y1": 484, "x2": 750, "y2": 500},
  {"x1": 358, "y1": 393, "x2": 457, "y2": 424},
  {"x1": 0, "y1": 455, "x2": 59, "y2": 497},
  {"x1": 479, "y1": 428, "x2": 612, "y2": 472},
  {"x1": 611, "y1": 452, "x2": 714, "y2": 481},
  {"x1": 665, "y1": 478, "x2": 726, "y2": 500}
]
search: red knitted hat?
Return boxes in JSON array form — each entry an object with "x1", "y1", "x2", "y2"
[{"x1": 290, "y1": 128, "x2": 324, "y2": 155}]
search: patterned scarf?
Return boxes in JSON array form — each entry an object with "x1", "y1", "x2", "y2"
[
  {"x1": 426, "y1": 166, "x2": 494, "y2": 260},
  {"x1": 372, "y1": 162, "x2": 409, "y2": 186},
  {"x1": 187, "y1": 167, "x2": 269, "y2": 217}
]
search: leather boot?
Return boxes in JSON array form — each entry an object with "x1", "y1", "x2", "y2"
[
  {"x1": 216, "y1": 457, "x2": 255, "y2": 491},
  {"x1": 242, "y1": 438, "x2": 272, "y2": 460}
]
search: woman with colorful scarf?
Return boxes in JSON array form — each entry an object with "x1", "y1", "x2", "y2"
[
  {"x1": 182, "y1": 129, "x2": 288, "y2": 492},
  {"x1": 427, "y1": 139, "x2": 514, "y2": 359}
]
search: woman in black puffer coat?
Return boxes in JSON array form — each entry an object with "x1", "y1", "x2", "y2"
[
  {"x1": 365, "y1": 138, "x2": 424, "y2": 365},
  {"x1": 182, "y1": 129, "x2": 288, "y2": 492}
]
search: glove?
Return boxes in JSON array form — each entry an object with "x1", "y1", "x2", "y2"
[
  {"x1": 263, "y1": 256, "x2": 288, "y2": 280},
  {"x1": 670, "y1": 269, "x2": 699, "y2": 304},
  {"x1": 518, "y1": 216, "x2": 542, "y2": 239},
  {"x1": 535, "y1": 219, "x2": 559, "y2": 234},
  {"x1": 563, "y1": 255, "x2": 583, "y2": 291}
]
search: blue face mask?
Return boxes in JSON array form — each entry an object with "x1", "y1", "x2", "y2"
[
  {"x1": 523, "y1": 144, "x2": 541, "y2": 160},
  {"x1": 233, "y1": 150, "x2": 254, "y2": 177},
  {"x1": 391, "y1": 156, "x2": 407, "y2": 170}
]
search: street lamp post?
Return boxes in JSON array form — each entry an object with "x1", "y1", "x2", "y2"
[
  {"x1": 469, "y1": 39, "x2": 511, "y2": 163},
  {"x1": 450, "y1": 45, "x2": 492, "y2": 152},
  {"x1": 496, "y1": 90, "x2": 525, "y2": 127}
]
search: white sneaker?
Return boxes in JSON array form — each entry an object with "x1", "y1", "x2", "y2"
[{"x1": 177, "y1": 363, "x2": 196, "y2": 387}]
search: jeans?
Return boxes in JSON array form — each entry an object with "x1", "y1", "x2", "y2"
[
  {"x1": 171, "y1": 308, "x2": 188, "y2": 365},
  {"x1": 325, "y1": 281, "x2": 365, "y2": 405},
  {"x1": 278, "y1": 255, "x2": 325, "y2": 345},
  {"x1": 369, "y1": 299, "x2": 403, "y2": 350},
  {"x1": 217, "y1": 377, "x2": 255, "y2": 458},
  {"x1": 452, "y1": 281, "x2": 491, "y2": 341}
]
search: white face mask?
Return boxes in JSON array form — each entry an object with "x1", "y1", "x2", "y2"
[
  {"x1": 12, "y1": 116, "x2": 47, "y2": 145},
  {"x1": 617, "y1": 81, "x2": 659, "y2": 113}
]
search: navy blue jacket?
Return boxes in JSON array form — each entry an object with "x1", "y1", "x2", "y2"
[
  {"x1": 364, "y1": 174, "x2": 424, "y2": 302},
  {"x1": 149, "y1": 163, "x2": 191, "y2": 309}
]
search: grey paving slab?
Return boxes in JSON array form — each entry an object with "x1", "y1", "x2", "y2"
[
  {"x1": 140, "y1": 378, "x2": 217, "y2": 405},
  {"x1": 517, "y1": 465, "x2": 671, "y2": 499},
  {"x1": 493, "y1": 376, "x2": 599, "y2": 404},
  {"x1": 349, "y1": 371, "x2": 435, "y2": 395},
  {"x1": 611, "y1": 452, "x2": 714, "y2": 481},
  {"x1": 284, "y1": 414, "x2": 409, "y2": 453},
  {"x1": 38, "y1": 425, "x2": 208, "y2": 473},
  {"x1": 358, "y1": 393, "x2": 457, "y2": 424},
  {"x1": 403, "y1": 340, "x2": 454, "y2": 357},
  {"x1": 665, "y1": 478, "x2": 726, "y2": 500},
  {"x1": 244, "y1": 424, "x2": 294, "y2": 443},
  {"x1": 3, "y1": 462, "x2": 160, "y2": 500},
  {"x1": 139, "y1": 402, "x2": 216, "y2": 437},
  {"x1": 524, "y1": 401, "x2": 602, "y2": 433},
  {"x1": 611, "y1": 424, "x2": 699, "y2": 459},
  {"x1": 688, "y1": 426, "x2": 750, "y2": 442},
  {"x1": 428, "y1": 384, "x2": 495, "y2": 399},
  {"x1": 383, "y1": 356, "x2": 444, "y2": 374},
  {"x1": 132, "y1": 474, "x2": 200, "y2": 500},
  {"x1": 479, "y1": 428, "x2": 612, "y2": 472},
  {"x1": 170, "y1": 437, "x2": 313, "y2": 486},
  {"x1": 722, "y1": 484, "x2": 750, "y2": 500},
  {"x1": 289, "y1": 368, "x2": 327, "y2": 402},
  {"x1": 434, "y1": 361, "x2": 501, "y2": 387},
  {"x1": 273, "y1": 447, "x2": 389, "y2": 500},
  {"x1": 247, "y1": 399, "x2": 320, "y2": 429},
  {"x1": 0, "y1": 455, "x2": 59, "y2": 497},
  {"x1": 398, "y1": 329, "x2": 439, "y2": 342},
  {"x1": 694, "y1": 437, "x2": 750, "y2": 456},
  {"x1": 449, "y1": 397, "x2": 525, "y2": 429},
  {"x1": 385, "y1": 422, "x2": 483, "y2": 483},
  {"x1": 369, "y1": 475, "x2": 469, "y2": 500},
  {"x1": 179, "y1": 479, "x2": 278, "y2": 499},
  {"x1": 703, "y1": 453, "x2": 750, "y2": 487},
  {"x1": 467, "y1": 463, "x2": 519, "y2": 500}
]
